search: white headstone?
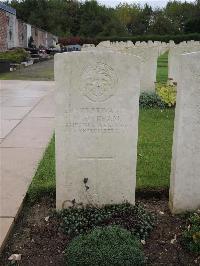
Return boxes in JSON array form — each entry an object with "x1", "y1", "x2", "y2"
[
  {"x1": 97, "y1": 42, "x2": 159, "y2": 92},
  {"x1": 55, "y1": 51, "x2": 141, "y2": 209},
  {"x1": 126, "y1": 46, "x2": 159, "y2": 92},
  {"x1": 170, "y1": 51, "x2": 200, "y2": 213},
  {"x1": 82, "y1": 44, "x2": 95, "y2": 51},
  {"x1": 168, "y1": 44, "x2": 200, "y2": 83}
]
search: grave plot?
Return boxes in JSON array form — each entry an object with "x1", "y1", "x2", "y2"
[{"x1": 1, "y1": 46, "x2": 200, "y2": 266}]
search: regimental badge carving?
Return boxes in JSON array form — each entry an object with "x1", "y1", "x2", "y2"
[{"x1": 80, "y1": 62, "x2": 117, "y2": 102}]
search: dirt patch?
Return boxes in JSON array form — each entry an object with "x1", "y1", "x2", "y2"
[
  {"x1": 0, "y1": 196, "x2": 199, "y2": 266},
  {"x1": 0, "y1": 197, "x2": 68, "y2": 266},
  {"x1": 142, "y1": 199, "x2": 200, "y2": 265}
]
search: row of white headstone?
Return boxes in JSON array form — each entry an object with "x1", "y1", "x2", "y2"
[
  {"x1": 83, "y1": 40, "x2": 200, "y2": 92},
  {"x1": 55, "y1": 47, "x2": 200, "y2": 214}
]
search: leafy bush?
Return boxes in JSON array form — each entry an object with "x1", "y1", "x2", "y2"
[
  {"x1": 59, "y1": 203, "x2": 154, "y2": 240},
  {"x1": 182, "y1": 212, "x2": 200, "y2": 253},
  {"x1": 139, "y1": 92, "x2": 166, "y2": 108},
  {"x1": 156, "y1": 83, "x2": 177, "y2": 107},
  {"x1": 65, "y1": 226, "x2": 145, "y2": 266},
  {"x1": 0, "y1": 48, "x2": 30, "y2": 63}
]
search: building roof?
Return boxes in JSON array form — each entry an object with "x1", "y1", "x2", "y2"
[{"x1": 0, "y1": 2, "x2": 16, "y2": 15}]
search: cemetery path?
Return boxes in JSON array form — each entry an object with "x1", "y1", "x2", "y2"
[{"x1": 0, "y1": 80, "x2": 55, "y2": 252}]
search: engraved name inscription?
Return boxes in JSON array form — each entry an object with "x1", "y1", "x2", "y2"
[{"x1": 65, "y1": 107, "x2": 129, "y2": 133}]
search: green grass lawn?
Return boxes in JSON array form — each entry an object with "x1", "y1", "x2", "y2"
[
  {"x1": 156, "y1": 52, "x2": 168, "y2": 83},
  {"x1": 26, "y1": 51, "x2": 173, "y2": 201},
  {"x1": 28, "y1": 109, "x2": 174, "y2": 201},
  {"x1": 0, "y1": 59, "x2": 54, "y2": 80},
  {"x1": 28, "y1": 135, "x2": 55, "y2": 202},
  {"x1": 137, "y1": 108, "x2": 174, "y2": 188}
]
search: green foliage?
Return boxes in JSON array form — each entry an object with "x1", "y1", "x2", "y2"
[
  {"x1": 156, "y1": 83, "x2": 177, "y2": 107},
  {"x1": 65, "y1": 226, "x2": 145, "y2": 266},
  {"x1": 0, "y1": 48, "x2": 29, "y2": 63},
  {"x1": 182, "y1": 213, "x2": 200, "y2": 253},
  {"x1": 139, "y1": 92, "x2": 166, "y2": 109},
  {"x1": 59, "y1": 203, "x2": 154, "y2": 240},
  {"x1": 8, "y1": 0, "x2": 200, "y2": 37}
]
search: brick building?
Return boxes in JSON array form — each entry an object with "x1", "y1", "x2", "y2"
[
  {"x1": 0, "y1": 2, "x2": 16, "y2": 51},
  {"x1": 0, "y1": 2, "x2": 58, "y2": 51}
]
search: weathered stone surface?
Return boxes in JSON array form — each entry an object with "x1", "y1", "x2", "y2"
[
  {"x1": 96, "y1": 41, "x2": 159, "y2": 92},
  {"x1": 55, "y1": 51, "x2": 141, "y2": 209},
  {"x1": 168, "y1": 44, "x2": 200, "y2": 83},
  {"x1": 126, "y1": 46, "x2": 159, "y2": 92},
  {"x1": 170, "y1": 52, "x2": 200, "y2": 213}
]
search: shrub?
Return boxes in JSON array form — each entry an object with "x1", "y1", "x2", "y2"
[
  {"x1": 139, "y1": 92, "x2": 166, "y2": 108},
  {"x1": 156, "y1": 83, "x2": 177, "y2": 107},
  {"x1": 182, "y1": 212, "x2": 200, "y2": 253},
  {"x1": 59, "y1": 203, "x2": 154, "y2": 240},
  {"x1": 65, "y1": 226, "x2": 145, "y2": 266},
  {"x1": 0, "y1": 48, "x2": 30, "y2": 63}
]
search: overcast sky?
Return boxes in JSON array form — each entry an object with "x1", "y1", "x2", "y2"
[{"x1": 98, "y1": 0, "x2": 195, "y2": 8}]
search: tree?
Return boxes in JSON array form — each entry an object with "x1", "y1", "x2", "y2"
[
  {"x1": 6, "y1": 0, "x2": 200, "y2": 38},
  {"x1": 149, "y1": 10, "x2": 180, "y2": 35}
]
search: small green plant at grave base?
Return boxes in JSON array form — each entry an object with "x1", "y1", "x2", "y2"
[
  {"x1": 182, "y1": 212, "x2": 200, "y2": 253},
  {"x1": 65, "y1": 226, "x2": 145, "y2": 266},
  {"x1": 156, "y1": 83, "x2": 177, "y2": 107},
  {"x1": 58, "y1": 203, "x2": 154, "y2": 240},
  {"x1": 139, "y1": 92, "x2": 166, "y2": 109}
]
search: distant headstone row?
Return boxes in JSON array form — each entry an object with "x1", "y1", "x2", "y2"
[
  {"x1": 55, "y1": 45, "x2": 200, "y2": 214},
  {"x1": 83, "y1": 40, "x2": 200, "y2": 91}
]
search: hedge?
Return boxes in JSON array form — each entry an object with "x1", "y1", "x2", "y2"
[
  {"x1": 0, "y1": 48, "x2": 30, "y2": 63},
  {"x1": 59, "y1": 33, "x2": 200, "y2": 46}
]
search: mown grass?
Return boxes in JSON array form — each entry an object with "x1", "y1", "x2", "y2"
[
  {"x1": 137, "y1": 108, "x2": 174, "y2": 188},
  {"x1": 28, "y1": 52, "x2": 174, "y2": 201},
  {"x1": 0, "y1": 59, "x2": 54, "y2": 81},
  {"x1": 28, "y1": 111, "x2": 174, "y2": 200},
  {"x1": 156, "y1": 52, "x2": 168, "y2": 83},
  {"x1": 27, "y1": 135, "x2": 55, "y2": 202}
]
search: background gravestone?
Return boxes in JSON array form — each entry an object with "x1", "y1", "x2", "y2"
[
  {"x1": 168, "y1": 43, "x2": 200, "y2": 83},
  {"x1": 170, "y1": 51, "x2": 200, "y2": 213},
  {"x1": 55, "y1": 51, "x2": 141, "y2": 209},
  {"x1": 97, "y1": 41, "x2": 159, "y2": 92}
]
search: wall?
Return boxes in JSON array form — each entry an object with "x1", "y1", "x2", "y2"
[
  {"x1": 0, "y1": 3, "x2": 58, "y2": 51},
  {"x1": 17, "y1": 19, "x2": 27, "y2": 48},
  {"x1": 7, "y1": 12, "x2": 17, "y2": 49},
  {"x1": 0, "y1": 9, "x2": 7, "y2": 51}
]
